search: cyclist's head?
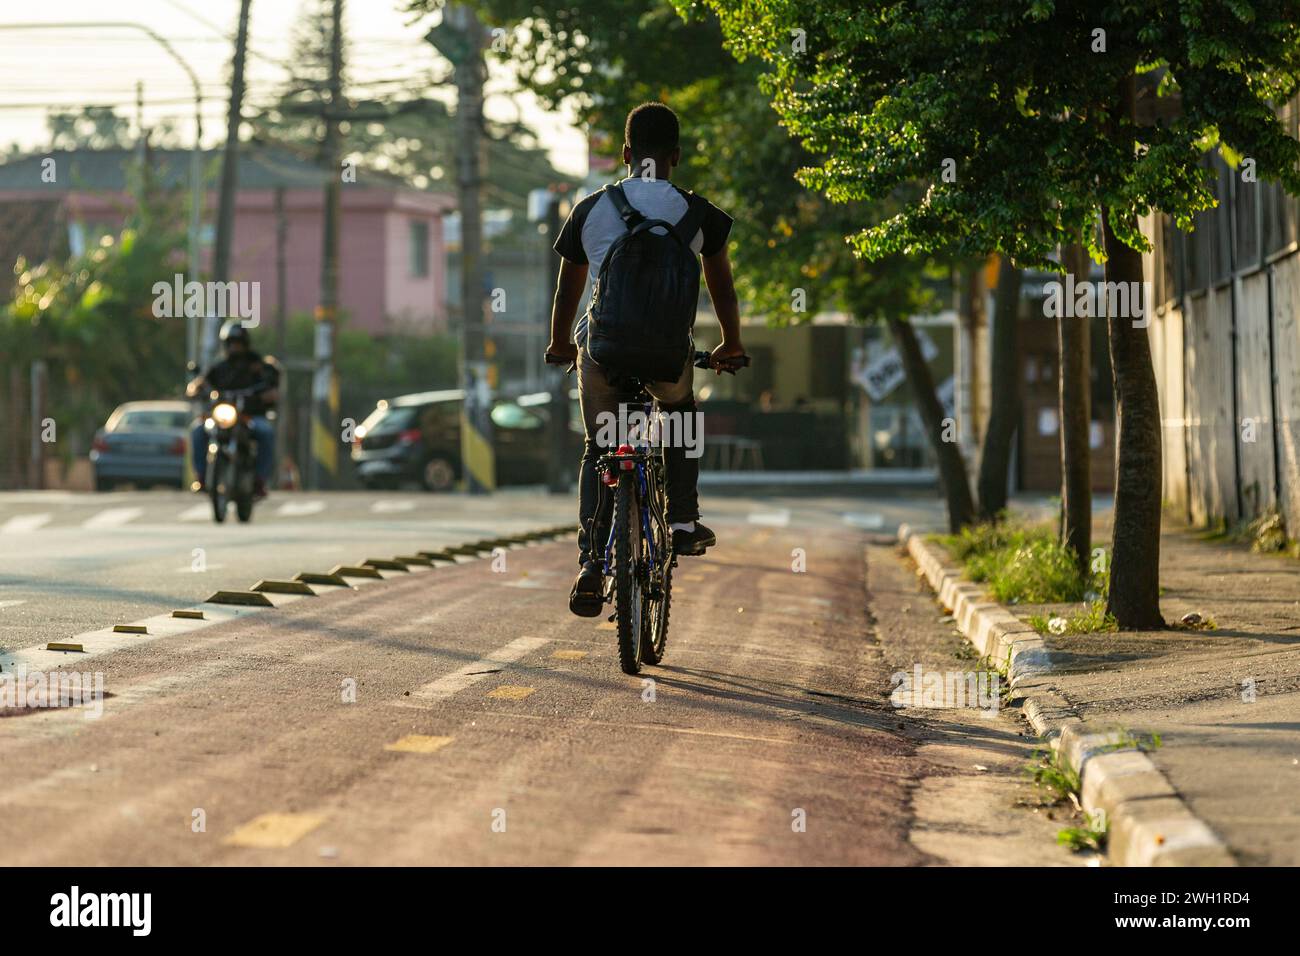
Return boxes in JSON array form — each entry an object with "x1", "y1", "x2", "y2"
[
  {"x1": 623, "y1": 102, "x2": 681, "y2": 181},
  {"x1": 220, "y1": 320, "x2": 251, "y2": 356}
]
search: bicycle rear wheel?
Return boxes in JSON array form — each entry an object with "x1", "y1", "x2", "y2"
[
  {"x1": 641, "y1": 467, "x2": 672, "y2": 665},
  {"x1": 612, "y1": 471, "x2": 644, "y2": 674}
]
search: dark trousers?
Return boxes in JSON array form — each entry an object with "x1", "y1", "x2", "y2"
[{"x1": 576, "y1": 347, "x2": 699, "y2": 565}]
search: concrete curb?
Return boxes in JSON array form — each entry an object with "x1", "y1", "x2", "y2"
[{"x1": 897, "y1": 524, "x2": 1235, "y2": 867}]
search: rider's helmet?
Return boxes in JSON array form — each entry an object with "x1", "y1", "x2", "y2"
[{"x1": 219, "y1": 320, "x2": 251, "y2": 352}]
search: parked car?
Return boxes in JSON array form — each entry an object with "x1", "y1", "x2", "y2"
[
  {"x1": 351, "y1": 389, "x2": 582, "y2": 491},
  {"x1": 90, "y1": 400, "x2": 192, "y2": 491}
]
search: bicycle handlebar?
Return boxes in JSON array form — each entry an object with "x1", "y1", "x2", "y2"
[{"x1": 543, "y1": 349, "x2": 751, "y2": 376}]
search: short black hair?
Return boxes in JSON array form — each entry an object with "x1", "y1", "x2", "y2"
[{"x1": 625, "y1": 102, "x2": 679, "y2": 159}]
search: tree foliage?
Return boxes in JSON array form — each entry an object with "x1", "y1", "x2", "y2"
[{"x1": 689, "y1": 0, "x2": 1300, "y2": 265}]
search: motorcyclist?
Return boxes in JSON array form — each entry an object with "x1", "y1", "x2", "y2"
[{"x1": 186, "y1": 320, "x2": 279, "y2": 498}]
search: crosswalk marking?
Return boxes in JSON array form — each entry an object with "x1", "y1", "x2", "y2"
[
  {"x1": 843, "y1": 512, "x2": 885, "y2": 530},
  {"x1": 276, "y1": 500, "x2": 326, "y2": 517},
  {"x1": 748, "y1": 509, "x2": 791, "y2": 527},
  {"x1": 82, "y1": 507, "x2": 143, "y2": 530},
  {"x1": 370, "y1": 500, "x2": 416, "y2": 514},
  {"x1": 0, "y1": 513, "x2": 51, "y2": 534},
  {"x1": 177, "y1": 503, "x2": 210, "y2": 521}
]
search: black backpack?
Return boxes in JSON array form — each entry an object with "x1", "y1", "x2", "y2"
[{"x1": 585, "y1": 183, "x2": 709, "y2": 382}]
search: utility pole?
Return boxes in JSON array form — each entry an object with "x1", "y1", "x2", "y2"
[
  {"x1": 212, "y1": 0, "x2": 252, "y2": 289},
  {"x1": 275, "y1": 184, "x2": 290, "y2": 483},
  {"x1": 432, "y1": 5, "x2": 495, "y2": 493},
  {"x1": 311, "y1": 0, "x2": 344, "y2": 491}
]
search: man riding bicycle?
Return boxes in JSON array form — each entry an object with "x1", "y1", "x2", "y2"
[{"x1": 545, "y1": 102, "x2": 746, "y2": 617}]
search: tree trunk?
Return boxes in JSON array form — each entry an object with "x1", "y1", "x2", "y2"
[
  {"x1": 1101, "y1": 207, "x2": 1165, "y2": 628},
  {"x1": 888, "y1": 314, "x2": 976, "y2": 531},
  {"x1": 1059, "y1": 242, "x2": 1092, "y2": 580},
  {"x1": 976, "y1": 257, "x2": 1022, "y2": 519}
]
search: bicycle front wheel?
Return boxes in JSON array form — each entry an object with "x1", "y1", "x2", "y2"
[{"x1": 612, "y1": 471, "x2": 644, "y2": 675}]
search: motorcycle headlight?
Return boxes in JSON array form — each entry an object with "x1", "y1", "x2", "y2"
[{"x1": 212, "y1": 403, "x2": 239, "y2": 429}]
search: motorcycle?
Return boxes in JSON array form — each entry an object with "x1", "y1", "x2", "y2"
[{"x1": 203, "y1": 385, "x2": 266, "y2": 524}]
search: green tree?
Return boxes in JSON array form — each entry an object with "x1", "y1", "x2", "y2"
[
  {"x1": 2, "y1": 179, "x2": 189, "y2": 455},
  {"x1": 694, "y1": 0, "x2": 1300, "y2": 627}
]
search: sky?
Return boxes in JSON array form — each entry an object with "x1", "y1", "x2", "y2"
[{"x1": 0, "y1": 0, "x2": 589, "y2": 176}]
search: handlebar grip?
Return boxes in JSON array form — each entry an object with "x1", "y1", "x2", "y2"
[{"x1": 693, "y1": 350, "x2": 751, "y2": 373}]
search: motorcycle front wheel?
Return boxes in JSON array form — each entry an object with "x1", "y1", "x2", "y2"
[{"x1": 208, "y1": 453, "x2": 230, "y2": 523}]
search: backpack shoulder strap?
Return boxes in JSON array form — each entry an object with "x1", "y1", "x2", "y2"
[
  {"x1": 672, "y1": 191, "x2": 710, "y2": 249},
  {"x1": 604, "y1": 183, "x2": 646, "y2": 230}
]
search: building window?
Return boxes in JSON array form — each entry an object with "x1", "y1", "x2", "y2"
[{"x1": 409, "y1": 220, "x2": 429, "y2": 277}]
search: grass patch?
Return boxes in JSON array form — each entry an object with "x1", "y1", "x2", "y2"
[
  {"x1": 1029, "y1": 601, "x2": 1118, "y2": 636},
  {"x1": 1058, "y1": 820, "x2": 1108, "y2": 852},
  {"x1": 935, "y1": 521, "x2": 1092, "y2": 604},
  {"x1": 1026, "y1": 747, "x2": 1109, "y2": 855}
]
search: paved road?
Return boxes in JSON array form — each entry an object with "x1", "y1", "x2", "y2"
[
  {"x1": 0, "y1": 489, "x2": 938, "y2": 651},
  {"x1": 0, "y1": 492, "x2": 1075, "y2": 865}
]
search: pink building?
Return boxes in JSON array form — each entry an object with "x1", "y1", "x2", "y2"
[{"x1": 0, "y1": 147, "x2": 456, "y2": 335}]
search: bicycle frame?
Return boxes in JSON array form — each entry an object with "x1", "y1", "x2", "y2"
[{"x1": 599, "y1": 396, "x2": 667, "y2": 581}]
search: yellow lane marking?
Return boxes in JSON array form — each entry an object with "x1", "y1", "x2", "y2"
[
  {"x1": 596, "y1": 621, "x2": 616, "y2": 631},
  {"x1": 551, "y1": 650, "x2": 587, "y2": 661},
  {"x1": 224, "y1": 812, "x2": 327, "y2": 848},
  {"x1": 678, "y1": 574, "x2": 706, "y2": 583},
  {"x1": 487, "y1": 685, "x2": 535, "y2": 701},
  {"x1": 385, "y1": 734, "x2": 454, "y2": 754}
]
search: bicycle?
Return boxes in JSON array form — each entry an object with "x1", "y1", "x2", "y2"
[{"x1": 546, "y1": 348, "x2": 750, "y2": 674}]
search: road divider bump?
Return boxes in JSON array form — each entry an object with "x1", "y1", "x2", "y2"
[
  {"x1": 417, "y1": 549, "x2": 459, "y2": 562},
  {"x1": 204, "y1": 590, "x2": 276, "y2": 607},
  {"x1": 384, "y1": 734, "x2": 454, "y2": 754},
  {"x1": 46, "y1": 642, "x2": 85, "y2": 653},
  {"x1": 172, "y1": 610, "x2": 205, "y2": 620},
  {"x1": 487, "y1": 685, "x2": 535, "y2": 701},
  {"x1": 296, "y1": 572, "x2": 351, "y2": 587},
  {"x1": 223, "y1": 812, "x2": 328, "y2": 849},
  {"x1": 364, "y1": 558, "x2": 410, "y2": 572},
  {"x1": 330, "y1": 565, "x2": 384, "y2": 580},
  {"x1": 394, "y1": 555, "x2": 433, "y2": 566},
  {"x1": 253, "y1": 580, "x2": 317, "y2": 596},
  {"x1": 449, "y1": 544, "x2": 489, "y2": 557},
  {"x1": 112, "y1": 624, "x2": 148, "y2": 634},
  {"x1": 551, "y1": 650, "x2": 587, "y2": 661}
]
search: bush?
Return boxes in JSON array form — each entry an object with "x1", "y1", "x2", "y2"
[{"x1": 936, "y1": 522, "x2": 1089, "y2": 604}]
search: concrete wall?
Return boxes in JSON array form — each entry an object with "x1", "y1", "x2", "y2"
[{"x1": 1146, "y1": 228, "x2": 1300, "y2": 534}]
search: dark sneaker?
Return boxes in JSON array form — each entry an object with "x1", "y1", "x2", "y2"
[
  {"x1": 253, "y1": 478, "x2": 268, "y2": 501},
  {"x1": 568, "y1": 560, "x2": 605, "y2": 617},
  {"x1": 672, "y1": 522, "x2": 716, "y2": 556}
]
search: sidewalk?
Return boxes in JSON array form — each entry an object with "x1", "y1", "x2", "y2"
[
  {"x1": 1039, "y1": 526, "x2": 1300, "y2": 865},
  {"x1": 924, "y1": 521, "x2": 1300, "y2": 865}
]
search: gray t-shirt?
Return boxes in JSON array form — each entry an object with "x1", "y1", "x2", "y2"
[{"x1": 553, "y1": 177, "x2": 733, "y2": 346}]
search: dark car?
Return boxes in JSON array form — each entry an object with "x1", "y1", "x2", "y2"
[
  {"x1": 351, "y1": 389, "x2": 582, "y2": 491},
  {"x1": 90, "y1": 401, "x2": 192, "y2": 491}
]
